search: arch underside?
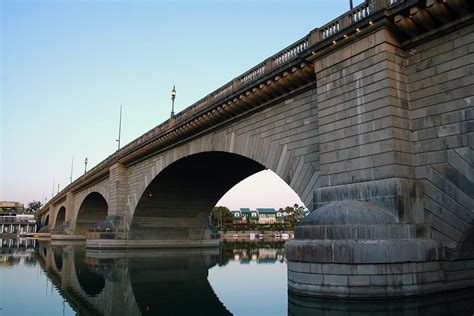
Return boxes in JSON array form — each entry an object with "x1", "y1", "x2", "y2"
[
  {"x1": 76, "y1": 192, "x2": 108, "y2": 235},
  {"x1": 130, "y1": 152, "x2": 265, "y2": 240},
  {"x1": 55, "y1": 207, "x2": 66, "y2": 229}
]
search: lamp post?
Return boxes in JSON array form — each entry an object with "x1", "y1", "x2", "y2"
[
  {"x1": 171, "y1": 85, "x2": 176, "y2": 117},
  {"x1": 84, "y1": 157, "x2": 88, "y2": 174},
  {"x1": 350, "y1": 0, "x2": 353, "y2": 9}
]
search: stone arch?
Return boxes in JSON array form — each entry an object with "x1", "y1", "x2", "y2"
[
  {"x1": 454, "y1": 223, "x2": 474, "y2": 261},
  {"x1": 44, "y1": 214, "x2": 50, "y2": 227},
  {"x1": 54, "y1": 206, "x2": 66, "y2": 229},
  {"x1": 75, "y1": 192, "x2": 108, "y2": 235},
  {"x1": 126, "y1": 84, "x2": 319, "y2": 219},
  {"x1": 129, "y1": 138, "x2": 318, "y2": 218},
  {"x1": 128, "y1": 151, "x2": 307, "y2": 241},
  {"x1": 75, "y1": 182, "x2": 109, "y2": 213},
  {"x1": 422, "y1": 149, "x2": 474, "y2": 261}
]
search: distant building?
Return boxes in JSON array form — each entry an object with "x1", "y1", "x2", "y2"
[
  {"x1": 0, "y1": 201, "x2": 36, "y2": 234},
  {"x1": 0, "y1": 201, "x2": 24, "y2": 214},
  {"x1": 230, "y1": 208, "x2": 286, "y2": 224},
  {"x1": 230, "y1": 208, "x2": 259, "y2": 224},
  {"x1": 230, "y1": 209, "x2": 242, "y2": 222},
  {"x1": 241, "y1": 208, "x2": 258, "y2": 224},
  {"x1": 256, "y1": 208, "x2": 278, "y2": 224},
  {"x1": 0, "y1": 214, "x2": 37, "y2": 234}
]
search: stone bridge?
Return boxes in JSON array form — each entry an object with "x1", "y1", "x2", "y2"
[{"x1": 38, "y1": 0, "x2": 474, "y2": 297}]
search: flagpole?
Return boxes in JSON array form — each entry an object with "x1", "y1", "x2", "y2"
[
  {"x1": 116, "y1": 104, "x2": 122, "y2": 150},
  {"x1": 70, "y1": 157, "x2": 74, "y2": 184}
]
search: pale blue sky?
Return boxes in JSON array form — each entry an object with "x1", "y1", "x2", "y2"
[{"x1": 1, "y1": 0, "x2": 362, "y2": 207}]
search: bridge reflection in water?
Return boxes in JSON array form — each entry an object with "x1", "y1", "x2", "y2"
[
  {"x1": 33, "y1": 241, "x2": 474, "y2": 316},
  {"x1": 288, "y1": 291, "x2": 474, "y2": 316},
  {"x1": 36, "y1": 241, "x2": 230, "y2": 315}
]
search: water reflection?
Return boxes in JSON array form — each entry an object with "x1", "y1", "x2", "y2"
[
  {"x1": 0, "y1": 237, "x2": 36, "y2": 267},
  {"x1": 217, "y1": 241, "x2": 285, "y2": 266},
  {"x1": 1, "y1": 239, "x2": 474, "y2": 315},
  {"x1": 35, "y1": 241, "x2": 231, "y2": 315},
  {"x1": 288, "y1": 290, "x2": 474, "y2": 316}
]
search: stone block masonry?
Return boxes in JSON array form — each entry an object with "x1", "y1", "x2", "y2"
[{"x1": 286, "y1": 8, "x2": 474, "y2": 298}]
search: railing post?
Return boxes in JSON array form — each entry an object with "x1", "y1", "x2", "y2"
[
  {"x1": 372, "y1": 0, "x2": 388, "y2": 11},
  {"x1": 232, "y1": 78, "x2": 241, "y2": 92},
  {"x1": 265, "y1": 58, "x2": 273, "y2": 72},
  {"x1": 308, "y1": 28, "x2": 322, "y2": 47},
  {"x1": 340, "y1": 14, "x2": 353, "y2": 29}
]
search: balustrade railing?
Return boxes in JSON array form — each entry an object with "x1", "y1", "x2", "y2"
[
  {"x1": 273, "y1": 38, "x2": 309, "y2": 67},
  {"x1": 240, "y1": 63, "x2": 266, "y2": 86},
  {"x1": 387, "y1": 0, "x2": 403, "y2": 7},
  {"x1": 351, "y1": 1, "x2": 373, "y2": 23},
  {"x1": 213, "y1": 82, "x2": 233, "y2": 100},
  {"x1": 321, "y1": 21, "x2": 341, "y2": 39}
]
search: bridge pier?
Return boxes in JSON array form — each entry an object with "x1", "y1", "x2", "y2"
[{"x1": 286, "y1": 16, "x2": 474, "y2": 297}]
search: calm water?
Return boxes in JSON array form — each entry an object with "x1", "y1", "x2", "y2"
[{"x1": 1, "y1": 238, "x2": 474, "y2": 316}]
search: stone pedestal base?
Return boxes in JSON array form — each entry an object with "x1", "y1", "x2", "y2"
[
  {"x1": 285, "y1": 200, "x2": 474, "y2": 298},
  {"x1": 286, "y1": 240, "x2": 446, "y2": 298}
]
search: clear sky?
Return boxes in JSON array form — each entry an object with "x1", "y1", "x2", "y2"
[{"x1": 1, "y1": 0, "x2": 362, "y2": 208}]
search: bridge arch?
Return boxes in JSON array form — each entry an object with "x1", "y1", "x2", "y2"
[
  {"x1": 454, "y1": 222, "x2": 474, "y2": 261},
  {"x1": 54, "y1": 206, "x2": 66, "y2": 229},
  {"x1": 75, "y1": 192, "x2": 108, "y2": 235},
  {"x1": 129, "y1": 151, "x2": 306, "y2": 240},
  {"x1": 44, "y1": 214, "x2": 50, "y2": 227}
]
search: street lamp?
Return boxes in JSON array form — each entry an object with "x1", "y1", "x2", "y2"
[
  {"x1": 84, "y1": 157, "x2": 88, "y2": 174},
  {"x1": 171, "y1": 85, "x2": 176, "y2": 117}
]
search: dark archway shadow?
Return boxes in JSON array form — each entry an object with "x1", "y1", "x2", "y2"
[
  {"x1": 130, "y1": 152, "x2": 266, "y2": 240},
  {"x1": 55, "y1": 206, "x2": 66, "y2": 230},
  {"x1": 76, "y1": 192, "x2": 108, "y2": 235}
]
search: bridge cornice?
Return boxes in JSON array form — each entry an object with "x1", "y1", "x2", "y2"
[{"x1": 38, "y1": 0, "x2": 471, "y2": 217}]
